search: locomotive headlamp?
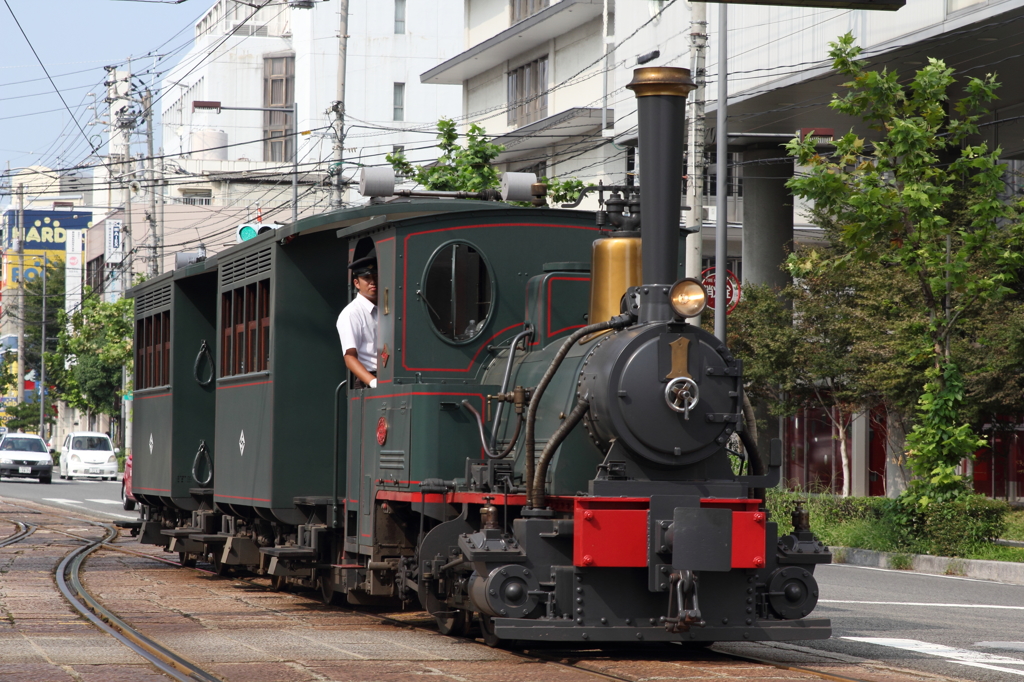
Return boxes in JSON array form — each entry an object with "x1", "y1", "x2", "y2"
[{"x1": 669, "y1": 278, "x2": 707, "y2": 318}]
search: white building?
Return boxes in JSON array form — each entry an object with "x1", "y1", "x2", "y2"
[{"x1": 154, "y1": 0, "x2": 463, "y2": 261}]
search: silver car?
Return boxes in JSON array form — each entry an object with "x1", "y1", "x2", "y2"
[{"x1": 0, "y1": 434, "x2": 54, "y2": 484}]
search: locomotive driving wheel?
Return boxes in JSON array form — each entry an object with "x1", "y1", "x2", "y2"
[
  {"x1": 434, "y1": 609, "x2": 472, "y2": 637},
  {"x1": 177, "y1": 551, "x2": 196, "y2": 568},
  {"x1": 478, "y1": 614, "x2": 501, "y2": 647},
  {"x1": 319, "y1": 569, "x2": 342, "y2": 606}
]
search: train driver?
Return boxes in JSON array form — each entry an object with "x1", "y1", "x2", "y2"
[{"x1": 337, "y1": 255, "x2": 378, "y2": 389}]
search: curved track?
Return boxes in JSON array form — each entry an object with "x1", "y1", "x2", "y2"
[
  {"x1": 0, "y1": 504, "x2": 221, "y2": 682},
  {"x1": 54, "y1": 521, "x2": 221, "y2": 682},
  {"x1": 0, "y1": 518, "x2": 34, "y2": 548}
]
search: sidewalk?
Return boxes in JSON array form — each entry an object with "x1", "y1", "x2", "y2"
[{"x1": 832, "y1": 545, "x2": 1024, "y2": 585}]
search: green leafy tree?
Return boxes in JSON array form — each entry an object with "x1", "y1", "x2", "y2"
[
  {"x1": 4, "y1": 395, "x2": 56, "y2": 434},
  {"x1": 385, "y1": 118, "x2": 584, "y2": 204},
  {"x1": 54, "y1": 292, "x2": 134, "y2": 420},
  {"x1": 786, "y1": 34, "x2": 1024, "y2": 506},
  {"x1": 387, "y1": 118, "x2": 504, "y2": 192},
  {"x1": 20, "y1": 256, "x2": 65, "y2": 381}
]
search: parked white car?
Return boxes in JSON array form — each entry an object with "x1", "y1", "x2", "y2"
[
  {"x1": 60, "y1": 432, "x2": 118, "y2": 480},
  {"x1": 0, "y1": 434, "x2": 53, "y2": 483}
]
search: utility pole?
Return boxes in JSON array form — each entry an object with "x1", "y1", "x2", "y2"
[
  {"x1": 145, "y1": 88, "x2": 159, "y2": 277},
  {"x1": 16, "y1": 184, "x2": 24, "y2": 404},
  {"x1": 685, "y1": 2, "x2": 708, "y2": 288},
  {"x1": 159, "y1": 146, "x2": 166, "y2": 272},
  {"x1": 38, "y1": 254, "x2": 46, "y2": 440},
  {"x1": 331, "y1": 0, "x2": 349, "y2": 209}
]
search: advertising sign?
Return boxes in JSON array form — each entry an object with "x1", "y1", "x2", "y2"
[{"x1": 105, "y1": 219, "x2": 124, "y2": 264}]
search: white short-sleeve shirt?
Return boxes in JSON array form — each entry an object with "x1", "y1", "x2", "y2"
[{"x1": 336, "y1": 293, "x2": 378, "y2": 372}]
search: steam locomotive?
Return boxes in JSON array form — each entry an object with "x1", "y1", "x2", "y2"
[{"x1": 126, "y1": 67, "x2": 831, "y2": 645}]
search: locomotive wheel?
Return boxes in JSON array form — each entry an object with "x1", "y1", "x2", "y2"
[
  {"x1": 270, "y1": 575, "x2": 287, "y2": 592},
  {"x1": 478, "y1": 614, "x2": 501, "y2": 647},
  {"x1": 434, "y1": 609, "x2": 471, "y2": 637},
  {"x1": 177, "y1": 552, "x2": 196, "y2": 568}
]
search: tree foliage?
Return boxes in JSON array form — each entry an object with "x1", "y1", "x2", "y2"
[
  {"x1": 385, "y1": 118, "x2": 585, "y2": 204},
  {"x1": 53, "y1": 292, "x2": 134, "y2": 418},
  {"x1": 20, "y1": 256, "x2": 65, "y2": 379},
  {"x1": 387, "y1": 118, "x2": 505, "y2": 192},
  {"x1": 785, "y1": 34, "x2": 1024, "y2": 506}
]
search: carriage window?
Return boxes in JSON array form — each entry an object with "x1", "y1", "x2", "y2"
[
  {"x1": 422, "y1": 242, "x2": 492, "y2": 343},
  {"x1": 135, "y1": 310, "x2": 171, "y2": 389},
  {"x1": 220, "y1": 278, "x2": 271, "y2": 376}
]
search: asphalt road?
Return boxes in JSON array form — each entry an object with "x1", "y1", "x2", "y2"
[
  {"x1": 0, "y1": 475, "x2": 139, "y2": 520},
  {"x1": 771, "y1": 562, "x2": 1024, "y2": 682}
]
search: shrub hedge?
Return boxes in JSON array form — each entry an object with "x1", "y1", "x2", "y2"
[{"x1": 765, "y1": 488, "x2": 1010, "y2": 558}]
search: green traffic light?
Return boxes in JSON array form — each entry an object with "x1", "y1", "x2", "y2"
[{"x1": 239, "y1": 225, "x2": 258, "y2": 241}]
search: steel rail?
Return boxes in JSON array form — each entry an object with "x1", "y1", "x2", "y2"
[
  {"x1": 55, "y1": 521, "x2": 222, "y2": 682},
  {"x1": 0, "y1": 519, "x2": 34, "y2": 548}
]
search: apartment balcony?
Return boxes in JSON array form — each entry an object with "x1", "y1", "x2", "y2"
[
  {"x1": 490, "y1": 106, "x2": 611, "y2": 164},
  {"x1": 420, "y1": 0, "x2": 602, "y2": 85}
]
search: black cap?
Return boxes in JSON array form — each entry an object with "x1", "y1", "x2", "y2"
[{"x1": 348, "y1": 255, "x2": 377, "y2": 278}]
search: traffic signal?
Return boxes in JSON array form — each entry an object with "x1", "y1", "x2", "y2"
[{"x1": 235, "y1": 223, "x2": 283, "y2": 243}]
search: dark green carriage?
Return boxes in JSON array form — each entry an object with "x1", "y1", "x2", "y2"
[{"x1": 128, "y1": 263, "x2": 218, "y2": 512}]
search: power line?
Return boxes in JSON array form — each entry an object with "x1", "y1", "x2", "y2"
[{"x1": 3, "y1": 0, "x2": 102, "y2": 158}]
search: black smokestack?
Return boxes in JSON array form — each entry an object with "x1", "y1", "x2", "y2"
[{"x1": 626, "y1": 68, "x2": 695, "y2": 308}]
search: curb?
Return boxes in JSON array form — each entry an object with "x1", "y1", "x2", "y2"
[{"x1": 831, "y1": 546, "x2": 1024, "y2": 585}]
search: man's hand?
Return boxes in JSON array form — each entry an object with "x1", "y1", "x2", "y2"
[{"x1": 370, "y1": 379, "x2": 377, "y2": 388}]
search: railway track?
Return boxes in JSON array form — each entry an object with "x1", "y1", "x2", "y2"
[
  {"x1": 0, "y1": 504, "x2": 222, "y2": 682},
  {"x1": 1, "y1": 500, "x2": 925, "y2": 682}
]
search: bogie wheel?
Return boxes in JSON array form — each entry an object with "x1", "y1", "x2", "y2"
[
  {"x1": 211, "y1": 553, "x2": 229, "y2": 576},
  {"x1": 270, "y1": 575, "x2": 287, "y2": 592},
  {"x1": 479, "y1": 613, "x2": 502, "y2": 647},
  {"x1": 435, "y1": 609, "x2": 472, "y2": 637},
  {"x1": 319, "y1": 571, "x2": 342, "y2": 606},
  {"x1": 178, "y1": 552, "x2": 197, "y2": 568}
]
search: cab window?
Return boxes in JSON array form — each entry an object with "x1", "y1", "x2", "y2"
[{"x1": 422, "y1": 242, "x2": 493, "y2": 343}]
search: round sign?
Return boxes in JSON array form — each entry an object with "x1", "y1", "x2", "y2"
[
  {"x1": 700, "y1": 267, "x2": 741, "y2": 313},
  {"x1": 376, "y1": 416, "x2": 388, "y2": 446}
]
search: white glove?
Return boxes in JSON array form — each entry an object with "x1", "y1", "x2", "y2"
[{"x1": 369, "y1": 378, "x2": 378, "y2": 388}]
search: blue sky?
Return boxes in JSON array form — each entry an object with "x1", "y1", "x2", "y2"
[{"x1": 1, "y1": 0, "x2": 207, "y2": 208}]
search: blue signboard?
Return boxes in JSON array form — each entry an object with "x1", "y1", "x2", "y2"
[{"x1": 3, "y1": 209, "x2": 93, "y2": 251}]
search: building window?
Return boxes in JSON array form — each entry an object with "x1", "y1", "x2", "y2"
[
  {"x1": 510, "y1": 0, "x2": 549, "y2": 23},
  {"x1": 263, "y1": 55, "x2": 295, "y2": 163},
  {"x1": 393, "y1": 83, "x2": 405, "y2": 122},
  {"x1": 220, "y1": 278, "x2": 271, "y2": 377},
  {"x1": 135, "y1": 311, "x2": 170, "y2": 390},
  {"x1": 395, "y1": 0, "x2": 406, "y2": 33},
  {"x1": 507, "y1": 56, "x2": 548, "y2": 128}
]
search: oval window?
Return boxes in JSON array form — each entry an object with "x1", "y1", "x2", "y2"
[{"x1": 422, "y1": 242, "x2": 493, "y2": 343}]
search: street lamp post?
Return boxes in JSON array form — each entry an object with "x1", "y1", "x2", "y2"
[{"x1": 191, "y1": 101, "x2": 300, "y2": 224}]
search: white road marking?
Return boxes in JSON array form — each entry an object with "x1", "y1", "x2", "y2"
[
  {"x1": 978, "y1": 642, "x2": 1024, "y2": 652},
  {"x1": 844, "y1": 637, "x2": 1024, "y2": 676},
  {"x1": 42, "y1": 498, "x2": 84, "y2": 505},
  {"x1": 822, "y1": 600, "x2": 1024, "y2": 611},
  {"x1": 84, "y1": 499, "x2": 122, "y2": 505},
  {"x1": 824, "y1": 563, "x2": 1012, "y2": 584}
]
